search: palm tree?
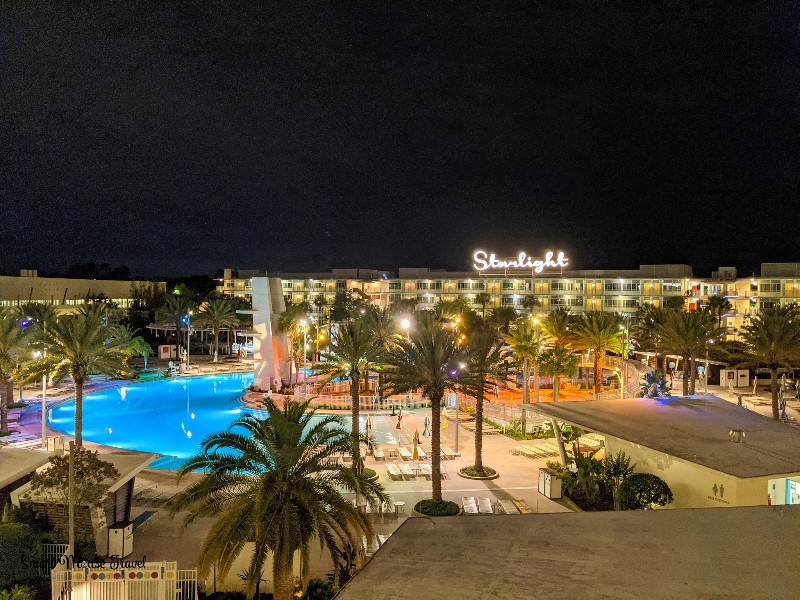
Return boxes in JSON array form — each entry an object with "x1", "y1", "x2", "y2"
[
  {"x1": 169, "y1": 399, "x2": 387, "y2": 600},
  {"x1": 383, "y1": 313, "x2": 459, "y2": 501},
  {"x1": 521, "y1": 295, "x2": 540, "y2": 314},
  {"x1": 656, "y1": 310, "x2": 719, "y2": 396},
  {"x1": 541, "y1": 307, "x2": 576, "y2": 346},
  {"x1": 110, "y1": 323, "x2": 153, "y2": 370},
  {"x1": 572, "y1": 311, "x2": 623, "y2": 396},
  {"x1": 0, "y1": 309, "x2": 30, "y2": 435},
  {"x1": 364, "y1": 307, "x2": 402, "y2": 397},
  {"x1": 538, "y1": 343, "x2": 579, "y2": 466},
  {"x1": 736, "y1": 306, "x2": 800, "y2": 420},
  {"x1": 159, "y1": 295, "x2": 194, "y2": 359},
  {"x1": 504, "y1": 318, "x2": 549, "y2": 404},
  {"x1": 474, "y1": 292, "x2": 492, "y2": 318},
  {"x1": 460, "y1": 329, "x2": 509, "y2": 472},
  {"x1": 313, "y1": 318, "x2": 381, "y2": 470},
  {"x1": 488, "y1": 306, "x2": 517, "y2": 334},
  {"x1": 277, "y1": 301, "x2": 311, "y2": 386},
  {"x1": 705, "y1": 294, "x2": 733, "y2": 329},
  {"x1": 36, "y1": 308, "x2": 130, "y2": 446},
  {"x1": 195, "y1": 298, "x2": 240, "y2": 362},
  {"x1": 604, "y1": 451, "x2": 636, "y2": 511},
  {"x1": 630, "y1": 305, "x2": 668, "y2": 371}
]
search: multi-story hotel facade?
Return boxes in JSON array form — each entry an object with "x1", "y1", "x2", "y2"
[{"x1": 218, "y1": 255, "x2": 800, "y2": 338}]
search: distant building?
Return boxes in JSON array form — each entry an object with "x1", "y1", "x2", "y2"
[{"x1": 0, "y1": 269, "x2": 166, "y2": 310}]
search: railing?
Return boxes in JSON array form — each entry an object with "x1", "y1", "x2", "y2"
[
  {"x1": 309, "y1": 394, "x2": 428, "y2": 411},
  {"x1": 51, "y1": 561, "x2": 197, "y2": 600},
  {"x1": 41, "y1": 544, "x2": 70, "y2": 578}
]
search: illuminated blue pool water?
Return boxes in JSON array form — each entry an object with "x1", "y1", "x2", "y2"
[{"x1": 48, "y1": 372, "x2": 408, "y2": 469}]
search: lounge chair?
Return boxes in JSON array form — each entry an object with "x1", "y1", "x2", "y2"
[
  {"x1": 373, "y1": 447, "x2": 386, "y2": 461},
  {"x1": 442, "y1": 447, "x2": 456, "y2": 460},
  {"x1": 439, "y1": 464, "x2": 448, "y2": 479},
  {"x1": 398, "y1": 463, "x2": 415, "y2": 480},
  {"x1": 399, "y1": 447, "x2": 412, "y2": 461},
  {"x1": 462, "y1": 497, "x2": 479, "y2": 515},
  {"x1": 419, "y1": 463, "x2": 432, "y2": 479},
  {"x1": 416, "y1": 446, "x2": 427, "y2": 460},
  {"x1": 386, "y1": 464, "x2": 403, "y2": 480},
  {"x1": 478, "y1": 497, "x2": 494, "y2": 514},
  {"x1": 497, "y1": 499, "x2": 520, "y2": 515}
]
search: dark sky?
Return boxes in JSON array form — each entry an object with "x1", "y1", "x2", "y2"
[{"x1": 2, "y1": 1, "x2": 799, "y2": 278}]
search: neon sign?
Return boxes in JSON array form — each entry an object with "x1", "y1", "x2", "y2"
[{"x1": 472, "y1": 250, "x2": 569, "y2": 273}]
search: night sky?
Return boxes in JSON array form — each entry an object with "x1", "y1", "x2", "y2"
[{"x1": 2, "y1": 1, "x2": 798, "y2": 277}]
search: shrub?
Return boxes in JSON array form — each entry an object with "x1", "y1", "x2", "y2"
[
  {"x1": 413, "y1": 499, "x2": 460, "y2": 516},
  {"x1": 641, "y1": 370, "x2": 671, "y2": 398},
  {"x1": 0, "y1": 585, "x2": 35, "y2": 600},
  {"x1": 362, "y1": 467, "x2": 377, "y2": 480},
  {"x1": 0, "y1": 524, "x2": 41, "y2": 589},
  {"x1": 302, "y1": 578, "x2": 337, "y2": 600},
  {"x1": 461, "y1": 465, "x2": 496, "y2": 477},
  {"x1": 621, "y1": 473, "x2": 674, "y2": 510}
]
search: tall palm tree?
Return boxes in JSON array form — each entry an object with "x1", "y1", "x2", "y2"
[
  {"x1": 0, "y1": 309, "x2": 30, "y2": 435},
  {"x1": 630, "y1": 305, "x2": 668, "y2": 371},
  {"x1": 36, "y1": 308, "x2": 129, "y2": 446},
  {"x1": 573, "y1": 311, "x2": 624, "y2": 396},
  {"x1": 313, "y1": 318, "x2": 381, "y2": 471},
  {"x1": 474, "y1": 292, "x2": 491, "y2": 318},
  {"x1": 364, "y1": 307, "x2": 402, "y2": 397},
  {"x1": 383, "y1": 313, "x2": 459, "y2": 501},
  {"x1": 277, "y1": 301, "x2": 311, "y2": 386},
  {"x1": 159, "y1": 295, "x2": 194, "y2": 359},
  {"x1": 538, "y1": 343, "x2": 579, "y2": 466},
  {"x1": 521, "y1": 295, "x2": 540, "y2": 314},
  {"x1": 488, "y1": 306, "x2": 518, "y2": 335},
  {"x1": 460, "y1": 329, "x2": 509, "y2": 472},
  {"x1": 705, "y1": 294, "x2": 733, "y2": 329},
  {"x1": 504, "y1": 318, "x2": 549, "y2": 404},
  {"x1": 195, "y1": 298, "x2": 240, "y2": 362},
  {"x1": 736, "y1": 306, "x2": 800, "y2": 420},
  {"x1": 169, "y1": 399, "x2": 386, "y2": 600},
  {"x1": 541, "y1": 307, "x2": 576, "y2": 346},
  {"x1": 656, "y1": 309, "x2": 719, "y2": 396}
]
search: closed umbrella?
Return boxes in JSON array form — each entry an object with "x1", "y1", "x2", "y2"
[
  {"x1": 422, "y1": 416, "x2": 430, "y2": 438},
  {"x1": 441, "y1": 417, "x2": 448, "y2": 430},
  {"x1": 412, "y1": 429, "x2": 420, "y2": 461}
]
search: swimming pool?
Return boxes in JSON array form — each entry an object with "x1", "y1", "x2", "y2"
[{"x1": 48, "y1": 372, "x2": 410, "y2": 469}]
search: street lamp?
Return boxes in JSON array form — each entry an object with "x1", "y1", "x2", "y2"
[
  {"x1": 453, "y1": 362, "x2": 467, "y2": 457},
  {"x1": 33, "y1": 349, "x2": 48, "y2": 450},
  {"x1": 180, "y1": 311, "x2": 193, "y2": 371},
  {"x1": 299, "y1": 318, "x2": 309, "y2": 395},
  {"x1": 704, "y1": 339, "x2": 714, "y2": 394},
  {"x1": 400, "y1": 318, "x2": 411, "y2": 407},
  {"x1": 619, "y1": 321, "x2": 628, "y2": 399}
]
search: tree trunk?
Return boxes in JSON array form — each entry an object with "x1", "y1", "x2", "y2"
[
  {"x1": 75, "y1": 380, "x2": 84, "y2": 447},
  {"x1": 431, "y1": 390, "x2": 443, "y2": 501},
  {"x1": 174, "y1": 320, "x2": 183, "y2": 358},
  {"x1": 272, "y1": 555, "x2": 295, "y2": 600},
  {"x1": 770, "y1": 368, "x2": 780, "y2": 420},
  {"x1": 551, "y1": 418, "x2": 568, "y2": 466},
  {"x1": 0, "y1": 378, "x2": 9, "y2": 435},
  {"x1": 350, "y1": 377, "x2": 361, "y2": 473},
  {"x1": 534, "y1": 362, "x2": 540, "y2": 403},
  {"x1": 682, "y1": 357, "x2": 690, "y2": 396},
  {"x1": 689, "y1": 357, "x2": 697, "y2": 395},
  {"x1": 474, "y1": 388, "x2": 484, "y2": 471},
  {"x1": 522, "y1": 358, "x2": 530, "y2": 404},
  {"x1": 594, "y1": 352, "x2": 602, "y2": 396},
  {"x1": 213, "y1": 328, "x2": 219, "y2": 363},
  {"x1": 553, "y1": 375, "x2": 560, "y2": 403}
]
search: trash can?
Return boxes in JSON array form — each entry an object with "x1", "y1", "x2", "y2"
[{"x1": 538, "y1": 467, "x2": 563, "y2": 499}]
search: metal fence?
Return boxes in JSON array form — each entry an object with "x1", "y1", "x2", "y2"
[
  {"x1": 41, "y1": 544, "x2": 70, "y2": 578},
  {"x1": 51, "y1": 560, "x2": 197, "y2": 600},
  {"x1": 309, "y1": 393, "x2": 427, "y2": 411}
]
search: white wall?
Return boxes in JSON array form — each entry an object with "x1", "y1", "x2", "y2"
[{"x1": 251, "y1": 277, "x2": 288, "y2": 391}]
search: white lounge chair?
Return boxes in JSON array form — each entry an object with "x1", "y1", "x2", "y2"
[
  {"x1": 373, "y1": 447, "x2": 386, "y2": 461},
  {"x1": 419, "y1": 463, "x2": 432, "y2": 479},
  {"x1": 497, "y1": 499, "x2": 520, "y2": 515},
  {"x1": 398, "y1": 463, "x2": 415, "y2": 480},
  {"x1": 442, "y1": 447, "x2": 456, "y2": 460},
  {"x1": 440, "y1": 464, "x2": 448, "y2": 479},
  {"x1": 399, "y1": 447, "x2": 412, "y2": 460},
  {"x1": 478, "y1": 497, "x2": 494, "y2": 514},
  {"x1": 386, "y1": 464, "x2": 403, "y2": 480},
  {"x1": 462, "y1": 496, "x2": 479, "y2": 515},
  {"x1": 416, "y1": 446, "x2": 427, "y2": 460}
]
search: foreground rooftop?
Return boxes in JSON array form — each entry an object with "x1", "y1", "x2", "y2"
[
  {"x1": 528, "y1": 395, "x2": 800, "y2": 478},
  {"x1": 336, "y1": 507, "x2": 800, "y2": 600}
]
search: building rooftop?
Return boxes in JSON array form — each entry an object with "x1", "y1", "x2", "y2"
[
  {"x1": 0, "y1": 447, "x2": 56, "y2": 489},
  {"x1": 528, "y1": 395, "x2": 800, "y2": 478},
  {"x1": 336, "y1": 507, "x2": 799, "y2": 600}
]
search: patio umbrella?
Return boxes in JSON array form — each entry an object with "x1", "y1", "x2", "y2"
[
  {"x1": 412, "y1": 430, "x2": 420, "y2": 461},
  {"x1": 441, "y1": 416, "x2": 448, "y2": 430},
  {"x1": 422, "y1": 416, "x2": 430, "y2": 438}
]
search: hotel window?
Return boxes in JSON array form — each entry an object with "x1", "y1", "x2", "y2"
[
  {"x1": 605, "y1": 297, "x2": 640, "y2": 308},
  {"x1": 388, "y1": 281, "x2": 401, "y2": 290},
  {"x1": 551, "y1": 281, "x2": 582, "y2": 292},
  {"x1": 502, "y1": 281, "x2": 515, "y2": 290},
  {"x1": 760, "y1": 300, "x2": 779, "y2": 309},
  {"x1": 336, "y1": 281, "x2": 346, "y2": 290},
  {"x1": 501, "y1": 296, "x2": 516, "y2": 306},
  {"x1": 282, "y1": 281, "x2": 293, "y2": 290},
  {"x1": 605, "y1": 280, "x2": 641, "y2": 292},
  {"x1": 471, "y1": 282, "x2": 484, "y2": 290},
  {"x1": 517, "y1": 281, "x2": 531, "y2": 291},
  {"x1": 457, "y1": 282, "x2": 471, "y2": 290},
  {"x1": 662, "y1": 280, "x2": 682, "y2": 293},
  {"x1": 759, "y1": 281, "x2": 781, "y2": 293},
  {"x1": 420, "y1": 295, "x2": 434, "y2": 304},
  {"x1": 310, "y1": 281, "x2": 323, "y2": 290},
  {"x1": 417, "y1": 282, "x2": 429, "y2": 290},
  {"x1": 551, "y1": 297, "x2": 584, "y2": 307}
]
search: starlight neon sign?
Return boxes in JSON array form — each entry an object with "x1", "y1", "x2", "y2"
[{"x1": 472, "y1": 250, "x2": 569, "y2": 273}]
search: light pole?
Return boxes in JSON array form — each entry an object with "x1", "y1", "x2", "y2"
[
  {"x1": 181, "y1": 311, "x2": 193, "y2": 371},
  {"x1": 454, "y1": 362, "x2": 466, "y2": 457},
  {"x1": 533, "y1": 317, "x2": 541, "y2": 404},
  {"x1": 704, "y1": 339, "x2": 713, "y2": 394},
  {"x1": 401, "y1": 318, "x2": 411, "y2": 406},
  {"x1": 299, "y1": 319, "x2": 309, "y2": 395},
  {"x1": 619, "y1": 321, "x2": 627, "y2": 399}
]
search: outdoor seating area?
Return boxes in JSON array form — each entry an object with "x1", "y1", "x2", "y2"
[
  {"x1": 444, "y1": 409, "x2": 475, "y2": 422},
  {"x1": 511, "y1": 443, "x2": 561, "y2": 459},
  {"x1": 461, "y1": 421, "x2": 503, "y2": 434},
  {"x1": 461, "y1": 496, "x2": 496, "y2": 514}
]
